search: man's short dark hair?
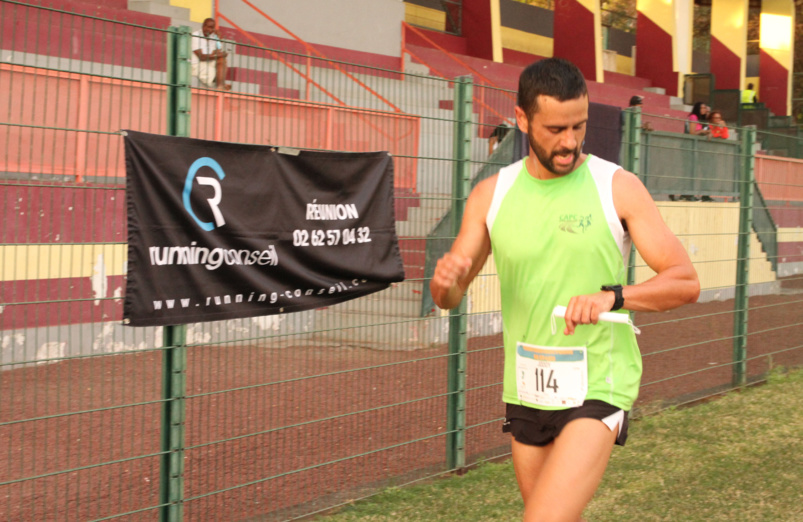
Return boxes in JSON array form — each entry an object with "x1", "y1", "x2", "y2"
[
  {"x1": 517, "y1": 58, "x2": 588, "y2": 117},
  {"x1": 629, "y1": 95, "x2": 644, "y2": 107}
]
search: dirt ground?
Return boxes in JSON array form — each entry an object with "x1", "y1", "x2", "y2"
[{"x1": 1, "y1": 291, "x2": 801, "y2": 521}]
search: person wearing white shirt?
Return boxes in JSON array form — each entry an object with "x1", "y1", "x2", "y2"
[{"x1": 191, "y1": 18, "x2": 230, "y2": 90}]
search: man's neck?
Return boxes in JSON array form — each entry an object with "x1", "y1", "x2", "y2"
[{"x1": 525, "y1": 153, "x2": 586, "y2": 180}]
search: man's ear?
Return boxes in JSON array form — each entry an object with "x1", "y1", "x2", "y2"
[{"x1": 514, "y1": 106, "x2": 529, "y2": 134}]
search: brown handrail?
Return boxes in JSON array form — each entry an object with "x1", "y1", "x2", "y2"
[
  {"x1": 402, "y1": 21, "x2": 515, "y2": 101},
  {"x1": 218, "y1": 0, "x2": 402, "y2": 113}
]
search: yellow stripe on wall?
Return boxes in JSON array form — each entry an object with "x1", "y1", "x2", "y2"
[
  {"x1": 616, "y1": 54, "x2": 634, "y2": 75},
  {"x1": 405, "y1": 3, "x2": 446, "y2": 32},
  {"x1": 711, "y1": 0, "x2": 748, "y2": 59},
  {"x1": 778, "y1": 228, "x2": 803, "y2": 243},
  {"x1": 501, "y1": 26, "x2": 553, "y2": 58},
  {"x1": 170, "y1": 0, "x2": 212, "y2": 23},
  {"x1": 636, "y1": 0, "x2": 676, "y2": 38},
  {"x1": 0, "y1": 244, "x2": 128, "y2": 281}
]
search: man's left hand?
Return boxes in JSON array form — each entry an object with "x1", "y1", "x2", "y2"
[{"x1": 563, "y1": 291, "x2": 617, "y2": 335}]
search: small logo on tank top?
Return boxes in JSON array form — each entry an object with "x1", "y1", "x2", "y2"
[{"x1": 558, "y1": 213, "x2": 592, "y2": 234}]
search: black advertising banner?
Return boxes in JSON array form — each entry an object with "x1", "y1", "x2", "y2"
[{"x1": 123, "y1": 131, "x2": 405, "y2": 327}]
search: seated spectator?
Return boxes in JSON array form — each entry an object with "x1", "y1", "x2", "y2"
[
  {"x1": 673, "y1": 102, "x2": 712, "y2": 202},
  {"x1": 685, "y1": 102, "x2": 710, "y2": 136},
  {"x1": 741, "y1": 83, "x2": 757, "y2": 105},
  {"x1": 708, "y1": 110, "x2": 729, "y2": 139},
  {"x1": 488, "y1": 122, "x2": 511, "y2": 156},
  {"x1": 627, "y1": 95, "x2": 653, "y2": 131},
  {"x1": 192, "y1": 18, "x2": 231, "y2": 90}
]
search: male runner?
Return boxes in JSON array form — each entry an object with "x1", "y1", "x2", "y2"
[{"x1": 430, "y1": 58, "x2": 700, "y2": 521}]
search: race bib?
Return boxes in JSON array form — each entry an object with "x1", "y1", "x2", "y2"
[{"x1": 516, "y1": 342, "x2": 587, "y2": 407}]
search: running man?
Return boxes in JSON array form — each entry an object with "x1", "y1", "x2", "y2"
[{"x1": 430, "y1": 58, "x2": 700, "y2": 521}]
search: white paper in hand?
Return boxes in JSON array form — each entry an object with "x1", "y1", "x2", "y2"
[{"x1": 551, "y1": 305, "x2": 641, "y2": 335}]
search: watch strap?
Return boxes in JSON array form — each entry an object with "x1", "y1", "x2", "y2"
[{"x1": 601, "y1": 285, "x2": 624, "y2": 311}]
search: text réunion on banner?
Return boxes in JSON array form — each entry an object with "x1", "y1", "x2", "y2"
[{"x1": 123, "y1": 131, "x2": 405, "y2": 327}]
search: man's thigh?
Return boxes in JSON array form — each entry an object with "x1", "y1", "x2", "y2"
[
  {"x1": 511, "y1": 437, "x2": 552, "y2": 503},
  {"x1": 525, "y1": 418, "x2": 618, "y2": 522},
  {"x1": 195, "y1": 61, "x2": 216, "y2": 87}
]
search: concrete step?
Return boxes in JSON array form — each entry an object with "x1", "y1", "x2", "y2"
[
  {"x1": 406, "y1": 204, "x2": 449, "y2": 224},
  {"x1": 644, "y1": 86, "x2": 667, "y2": 95},
  {"x1": 311, "y1": 281, "x2": 446, "y2": 349},
  {"x1": 670, "y1": 96, "x2": 692, "y2": 112},
  {"x1": 0, "y1": 48, "x2": 168, "y2": 83},
  {"x1": 396, "y1": 220, "x2": 436, "y2": 237},
  {"x1": 326, "y1": 286, "x2": 423, "y2": 316},
  {"x1": 226, "y1": 52, "x2": 454, "y2": 104},
  {"x1": 314, "y1": 314, "x2": 445, "y2": 350}
]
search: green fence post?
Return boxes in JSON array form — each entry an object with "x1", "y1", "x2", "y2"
[
  {"x1": 160, "y1": 26, "x2": 192, "y2": 522},
  {"x1": 733, "y1": 126, "x2": 755, "y2": 387},
  {"x1": 622, "y1": 108, "x2": 641, "y2": 290},
  {"x1": 446, "y1": 76, "x2": 472, "y2": 471}
]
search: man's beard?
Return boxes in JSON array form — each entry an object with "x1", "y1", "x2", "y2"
[{"x1": 527, "y1": 133, "x2": 581, "y2": 176}]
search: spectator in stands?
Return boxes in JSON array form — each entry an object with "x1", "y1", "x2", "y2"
[
  {"x1": 192, "y1": 18, "x2": 231, "y2": 91},
  {"x1": 627, "y1": 95, "x2": 653, "y2": 131},
  {"x1": 488, "y1": 122, "x2": 512, "y2": 156},
  {"x1": 673, "y1": 102, "x2": 711, "y2": 201},
  {"x1": 686, "y1": 102, "x2": 710, "y2": 136},
  {"x1": 741, "y1": 83, "x2": 757, "y2": 105},
  {"x1": 708, "y1": 110, "x2": 729, "y2": 139}
]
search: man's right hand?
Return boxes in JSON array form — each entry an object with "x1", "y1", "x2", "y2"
[{"x1": 431, "y1": 253, "x2": 472, "y2": 307}]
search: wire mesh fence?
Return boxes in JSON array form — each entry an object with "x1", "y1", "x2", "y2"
[{"x1": 1, "y1": 3, "x2": 802, "y2": 521}]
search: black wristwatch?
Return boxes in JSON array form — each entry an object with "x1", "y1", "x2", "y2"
[{"x1": 600, "y1": 285, "x2": 624, "y2": 311}]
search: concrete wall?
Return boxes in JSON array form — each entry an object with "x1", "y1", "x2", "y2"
[{"x1": 218, "y1": 0, "x2": 404, "y2": 58}]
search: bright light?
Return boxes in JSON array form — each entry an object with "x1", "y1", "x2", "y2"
[{"x1": 760, "y1": 13, "x2": 792, "y2": 51}]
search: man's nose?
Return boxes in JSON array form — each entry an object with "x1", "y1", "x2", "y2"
[{"x1": 559, "y1": 129, "x2": 577, "y2": 150}]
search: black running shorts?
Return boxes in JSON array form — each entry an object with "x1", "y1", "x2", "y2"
[{"x1": 502, "y1": 400, "x2": 629, "y2": 447}]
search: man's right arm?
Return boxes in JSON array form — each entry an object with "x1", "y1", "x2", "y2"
[
  {"x1": 430, "y1": 175, "x2": 496, "y2": 310},
  {"x1": 192, "y1": 36, "x2": 220, "y2": 61}
]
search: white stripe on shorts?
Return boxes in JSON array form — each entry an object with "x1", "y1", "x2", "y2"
[{"x1": 601, "y1": 409, "x2": 624, "y2": 434}]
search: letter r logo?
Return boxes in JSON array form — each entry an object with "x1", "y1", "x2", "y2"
[{"x1": 183, "y1": 157, "x2": 226, "y2": 231}]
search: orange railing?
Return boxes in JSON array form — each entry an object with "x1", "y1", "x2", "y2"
[
  {"x1": 215, "y1": 0, "x2": 401, "y2": 113},
  {"x1": 401, "y1": 22, "x2": 516, "y2": 129},
  {"x1": 0, "y1": 64, "x2": 420, "y2": 190}
]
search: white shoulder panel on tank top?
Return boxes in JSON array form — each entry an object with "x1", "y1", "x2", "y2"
[
  {"x1": 485, "y1": 159, "x2": 523, "y2": 235},
  {"x1": 485, "y1": 156, "x2": 630, "y2": 270},
  {"x1": 587, "y1": 155, "x2": 631, "y2": 270}
]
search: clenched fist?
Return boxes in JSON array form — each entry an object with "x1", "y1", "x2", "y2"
[{"x1": 430, "y1": 253, "x2": 472, "y2": 309}]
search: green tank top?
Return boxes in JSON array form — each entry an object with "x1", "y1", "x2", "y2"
[{"x1": 487, "y1": 155, "x2": 642, "y2": 411}]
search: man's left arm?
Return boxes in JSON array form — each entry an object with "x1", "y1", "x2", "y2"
[{"x1": 563, "y1": 170, "x2": 700, "y2": 334}]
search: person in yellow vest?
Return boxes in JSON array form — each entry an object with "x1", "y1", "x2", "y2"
[{"x1": 741, "y1": 83, "x2": 757, "y2": 104}]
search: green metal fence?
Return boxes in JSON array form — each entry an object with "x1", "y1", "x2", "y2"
[{"x1": 1, "y1": 4, "x2": 802, "y2": 521}]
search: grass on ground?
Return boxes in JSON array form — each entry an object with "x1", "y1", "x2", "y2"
[{"x1": 316, "y1": 368, "x2": 803, "y2": 521}]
